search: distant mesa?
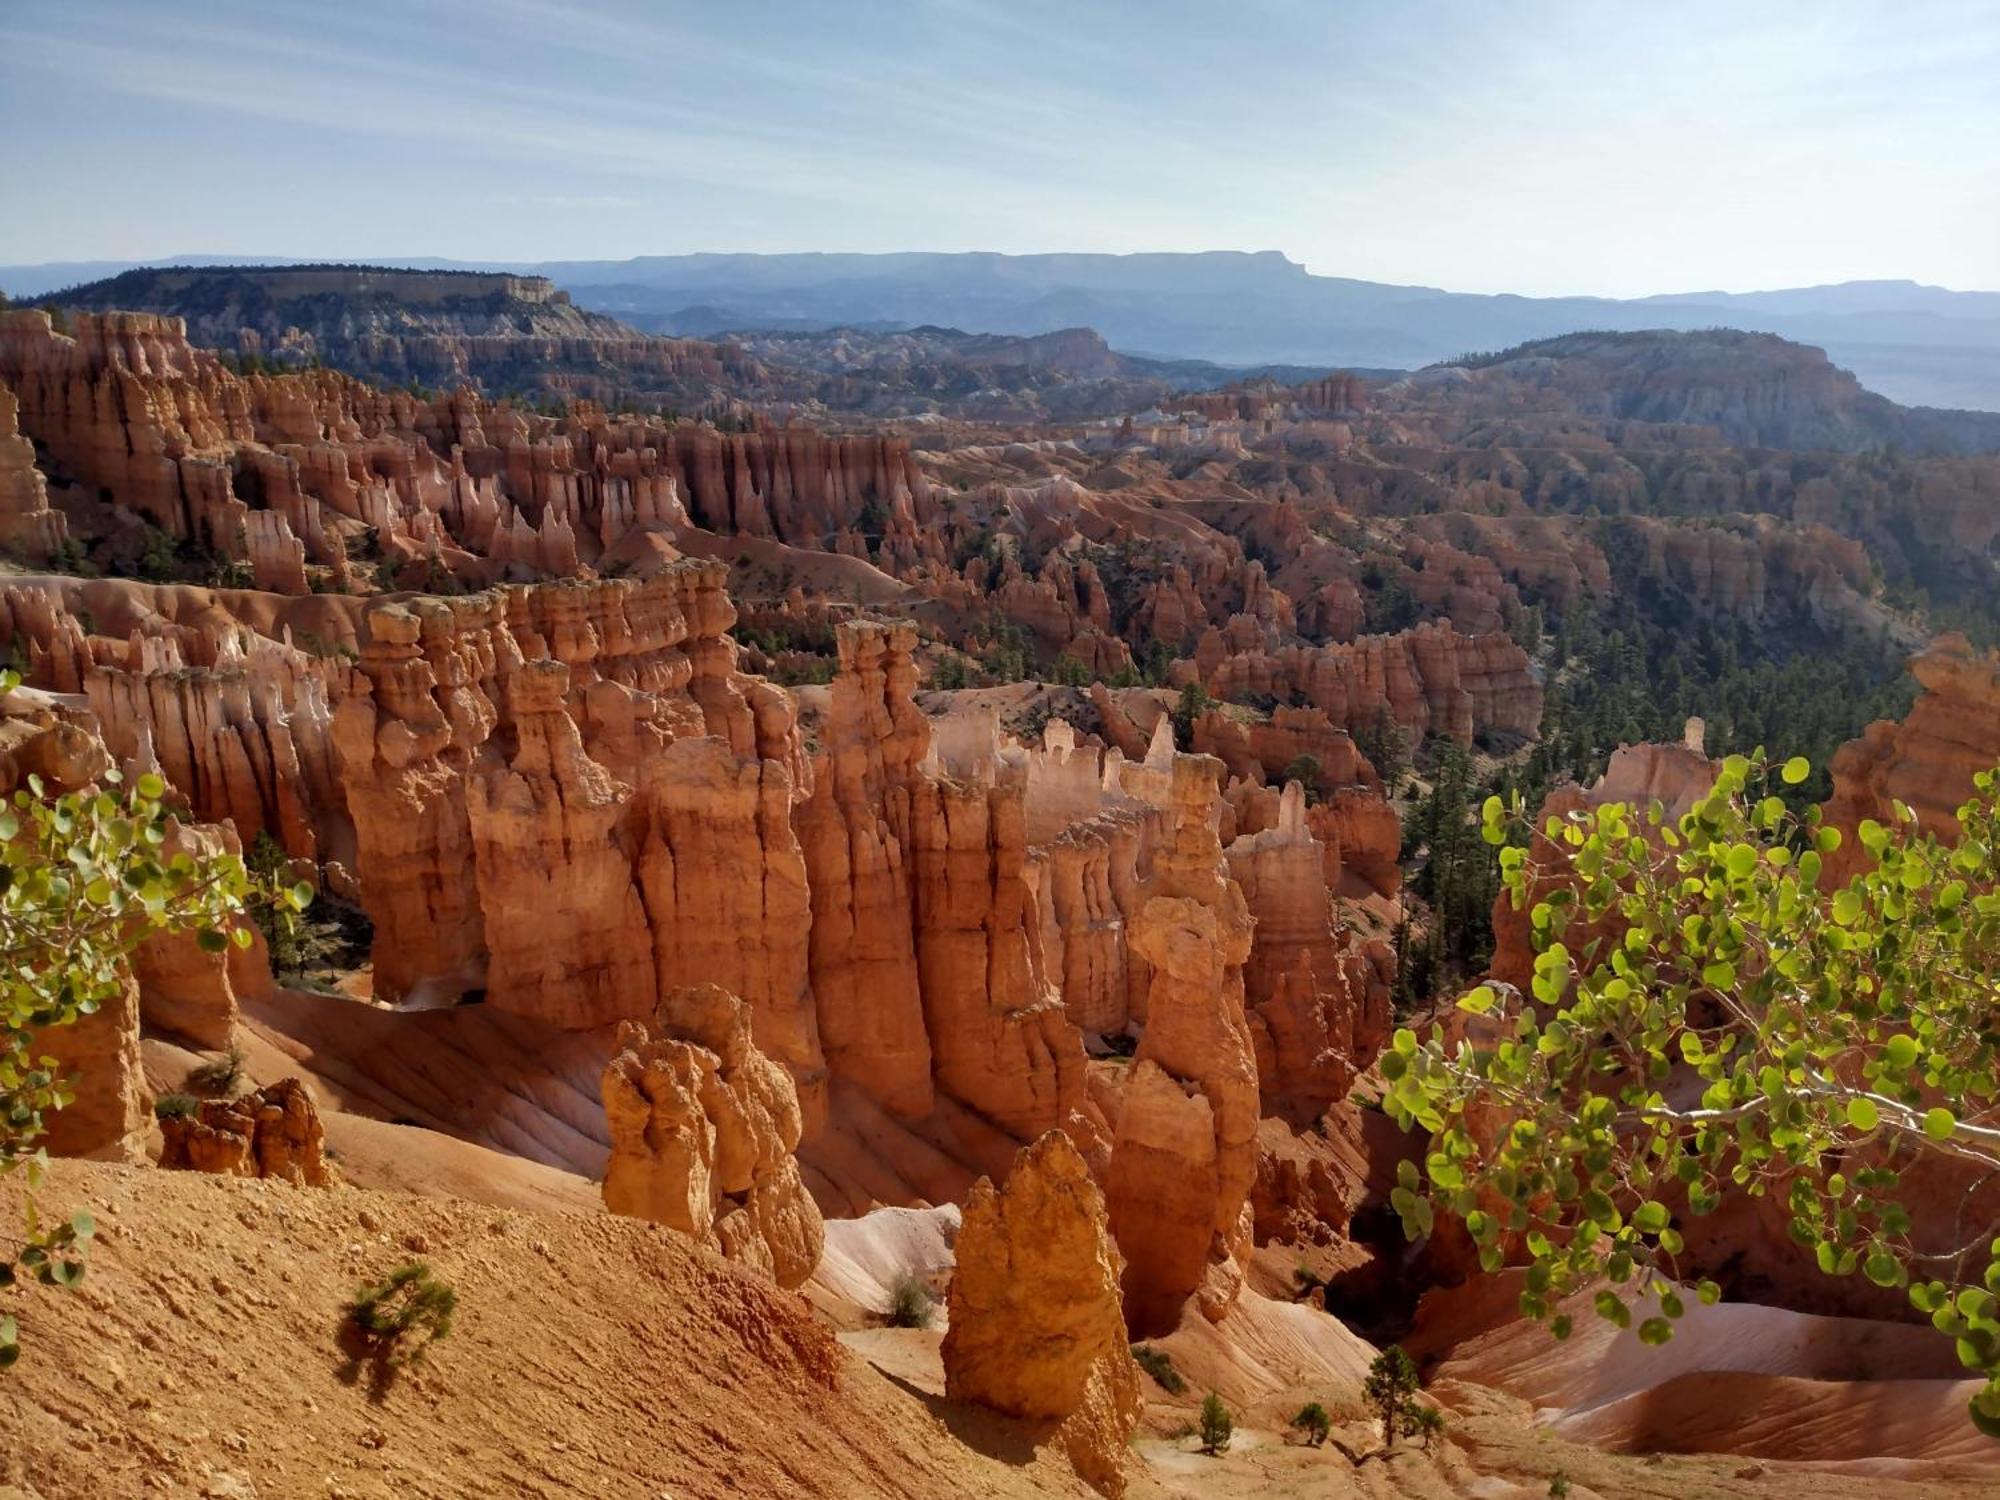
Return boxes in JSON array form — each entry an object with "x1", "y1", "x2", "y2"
[{"x1": 9, "y1": 250, "x2": 1996, "y2": 410}]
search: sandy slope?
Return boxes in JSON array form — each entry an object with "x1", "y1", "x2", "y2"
[
  {"x1": 810, "y1": 1204, "x2": 961, "y2": 1325},
  {"x1": 1420, "y1": 1275, "x2": 1999, "y2": 1468},
  {"x1": 142, "y1": 1034, "x2": 602, "y2": 1217},
  {"x1": 0, "y1": 1163, "x2": 1092, "y2": 1500},
  {"x1": 833, "y1": 1312, "x2": 2000, "y2": 1500}
]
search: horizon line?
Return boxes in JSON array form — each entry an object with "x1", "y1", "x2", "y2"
[{"x1": 1, "y1": 250, "x2": 1995, "y2": 304}]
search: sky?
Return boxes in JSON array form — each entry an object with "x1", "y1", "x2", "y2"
[{"x1": 2, "y1": 0, "x2": 1997, "y2": 297}]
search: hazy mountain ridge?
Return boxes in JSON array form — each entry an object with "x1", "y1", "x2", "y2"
[
  {"x1": 8, "y1": 252, "x2": 1995, "y2": 411},
  {"x1": 24, "y1": 264, "x2": 1363, "y2": 422}
]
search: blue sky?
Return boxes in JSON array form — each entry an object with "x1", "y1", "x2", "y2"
[{"x1": 3, "y1": 0, "x2": 1996, "y2": 296}]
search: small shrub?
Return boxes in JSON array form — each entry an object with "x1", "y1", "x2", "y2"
[
  {"x1": 153, "y1": 1092, "x2": 200, "y2": 1121},
  {"x1": 1132, "y1": 1343, "x2": 1185, "y2": 1394},
  {"x1": 1412, "y1": 1403, "x2": 1445, "y2": 1452},
  {"x1": 1050, "y1": 653, "x2": 1093, "y2": 688},
  {"x1": 1548, "y1": 1473, "x2": 1571, "y2": 1499},
  {"x1": 1281, "y1": 753, "x2": 1322, "y2": 795},
  {"x1": 342, "y1": 1262, "x2": 456, "y2": 1372},
  {"x1": 186, "y1": 1043, "x2": 246, "y2": 1097},
  {"x1": 1290, "y1": 1401, "x2": 1331, "y2": 1446},
  {"x1": 1170, "y1": 681, "x2": 1213, "y2": 749},
  {"x1": 930, "y1": 651, "x2": 975, "y2": 690},
  {"x1": 885, "y1": 1271, "x2": 936, "y2": 1329},
  {"x1": 1363, "y1": 1344, "x2": 1425, "y2": 1454},
  {"x1": 48, "y1": 538, "x2": 93, "y2": 576},
  {"x1": 1198, "y1": 1390, "x2": 1233, "y2": 1455}
]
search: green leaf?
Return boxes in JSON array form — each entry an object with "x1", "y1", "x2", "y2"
[
  {"x1": 1846, "y1": 1097, "x2": 1880, "y2": 1132},
  {"x1": 1781, "y1": 756, "x2": 1810, "y2": 785},
  {"x1": 1884, "y1": 1034, "x2": 1919, "y2": 1072},
  {"x1": 1457, "y1": 985, "x2": 1497, "y2": 1016},
  {"x1": 1637, "y1": 1317, "x2": 1674, "y2": 1346},
  {"x1": 1633, "y1": 1201, "x2": 1671, "y2": 1235},
  {"x1": 1970, "y1": 1390, "x2": 2000, "y2": 1440},
  {"x1": 1925, "y1": 1107, "x2": 1957, "y2": 1142}
]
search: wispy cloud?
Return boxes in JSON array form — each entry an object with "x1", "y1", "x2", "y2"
[{"x1": 2, "y1": 0, "x2": 1994, "y2": 293}]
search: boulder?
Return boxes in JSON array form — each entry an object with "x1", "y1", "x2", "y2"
[{"x1": 158, "y1": 1078, "x2": 332, "y2": 1185}]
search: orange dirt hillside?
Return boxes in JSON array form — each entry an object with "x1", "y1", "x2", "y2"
[{"x1": 0, "y1": 1162, "x2": 1093, "y2": 1500}]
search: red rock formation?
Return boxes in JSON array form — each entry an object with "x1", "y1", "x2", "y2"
[
  {"x1": 1226, "y1": 783, "x2": 1386, "y2": 1123},
  {"x1": 0, "y1": 682, "x2": 280, "y2": 1159},
  {"x1": 800, "y1": 622, "x2": 1086, "y2": 1141},
  {"x1": 35, "y1": 970, "x2": 146, "y2": 1163},
  {"x1": 1250, "y1": 1114, "x2": 1361, "y2": 1246},
  {"x1": 910, "y1": 768, "x2": 1087, "y2": 1142},
  {"x1": 0, "y1": 695, "x2": 144, "y2": 1161},
  {"x1": 601, "y1": 984, "x2": 824, "y2": 1289},
  {"x1": 0, "y1": 310, "x2": 944, "y2": 597},
  {"x1": 1205, "y1": 622, "x2": 1542, "y2": 747},
  {"x1": 469, "y1": 660, "x2": 655, "y2": 1027},
  {"x1": 1192, "y1": 703, "x2": 1379, "y2": 792},
  {"x1": 332, "y1": 597, "x2": 490, "y2": 1002},
  {"x1": 796, "y1": 622, "x2": 934, "y2": 1119},
  {"x1": 1314, "y1": 787, "x2": 1404, "y2": 901},
  {"x1": 158, "y1": 1078, "x2": 332, "y2": 1185},
  {"x1": 1823, "y1": 633, "x2": 2000, "y2": 884},
  {"x1": 0, "y1": 380, "x2": 67, "y2": 560},
  {"x1": 943, "y1": 1130, "x2": 1141, "y2": 1497},
  {"x1": 131, "y1": 822, "x2": 273, "y2": 1050},
  {"x1": 330, "y1": 568, "x2": 818, "y2": 1062},
  {"x1": 1104, "y1": 754, "x2": 1260, "y2": 1334},
  {"x1": 1489, "y1": 727, "x2": 1717, "y2": 995}
]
